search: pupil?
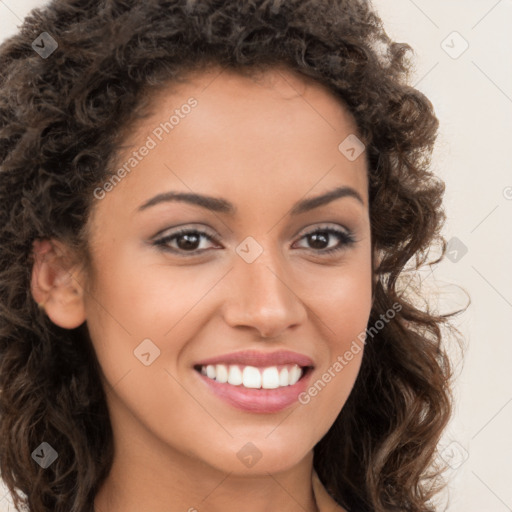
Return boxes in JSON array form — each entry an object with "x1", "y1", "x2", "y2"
[
  {"x1": 309, "y1": 232, "x2": 328, "y2": 249},
  {"x1": 178, "y1": 233, "x2": 199, "y2": 250}
]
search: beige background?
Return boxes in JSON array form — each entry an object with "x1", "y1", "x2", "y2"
[{"x1": 1, "y1": 1, "x2": 511, "y2": 511}]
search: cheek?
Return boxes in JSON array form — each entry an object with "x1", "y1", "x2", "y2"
[
  {"x1": 326, "y1": 275, "x2": 372, "y2": 344},
  {"x1": 297, "y1": 254, "x2": 372, "y2": 417},
  {"x1": 83, "y1": 252, "x2": 226, "y2": 391},
  {"x1": 86, "y1": 248, "x2": 204, "y2": 335},
  {"x1": 298, "y1": 298, "x2": 369, "y2": 435},
  {"x1": 304, "y1": 250, "x2": 373, "y2": 338}
]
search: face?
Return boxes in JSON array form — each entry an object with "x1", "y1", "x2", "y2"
[{"x1": 81, "y1": 66, "x2": 373, "y2": 475}]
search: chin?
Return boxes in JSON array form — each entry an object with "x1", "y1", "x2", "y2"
[{"x1": 199, "y1": 432, "x2": 314, "y2": 475}]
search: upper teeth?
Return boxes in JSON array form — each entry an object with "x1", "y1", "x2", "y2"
[{"x1": 200, "y1": 364, "x2": 304, "y2": 389}]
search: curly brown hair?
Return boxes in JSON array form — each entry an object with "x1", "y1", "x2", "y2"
[{"x1": 0, "y1": 1, "x2": 465, "y2": 511}]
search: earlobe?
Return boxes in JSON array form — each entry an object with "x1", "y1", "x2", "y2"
[{"x1": 30, "y1": 238, "x2": 87, "y2": 329}]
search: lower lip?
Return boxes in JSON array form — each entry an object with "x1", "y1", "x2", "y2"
[{"x1": 195, "y1": 368, "x2": 313, "y2": 413}]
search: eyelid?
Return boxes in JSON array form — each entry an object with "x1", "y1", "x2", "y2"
[
  {"x1": 151, "y1": 223, "x2": 218, "y2": 240},
  {"x1": 294, "y1": 222, "x2": 352, "y2": 239}
]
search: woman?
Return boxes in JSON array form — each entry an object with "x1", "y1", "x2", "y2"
[{"x1": 0, "y1": 1, "x2": 464, "y2": 511}]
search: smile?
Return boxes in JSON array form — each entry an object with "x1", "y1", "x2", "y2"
[
  {"x1": 194, "y1": 365, "x2": 314, "y2": 413},
  {"x1": 196, "y1": 363, "x2": 306, "y2": 389}
]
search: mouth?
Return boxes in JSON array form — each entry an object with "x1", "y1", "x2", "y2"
[
  {"x1": 192, "y1": 349, "x2": 315, "y2": 414},
  {"x1": 192, "y1": 349, "x2": 315, "y2": 413},
  {"x1": 193, "y1": 363, "x2": 314, "y2": 390}
]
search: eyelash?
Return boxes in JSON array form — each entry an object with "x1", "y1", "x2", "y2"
[{"x1": 153, "y1": 226, "x2": 356, "y2": 257}]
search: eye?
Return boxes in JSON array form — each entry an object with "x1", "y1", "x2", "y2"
[
  {"x1": 292, "y1": 226, "x2": 356, "y2": 255},
  {"x1": 153, "y1": 227, "x2": 221, "y2": 255},
  {"x1": 153, "y1": 225, "x2": 356, "y2": 257}
]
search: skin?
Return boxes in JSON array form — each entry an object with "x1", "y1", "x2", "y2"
[{"x1": 31, "y1": 66, "x2": 374, "y2": 512}]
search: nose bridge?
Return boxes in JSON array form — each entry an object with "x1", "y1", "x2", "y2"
[{"x1": 223, "y1": 240, "x2": 306, "y2": 337}]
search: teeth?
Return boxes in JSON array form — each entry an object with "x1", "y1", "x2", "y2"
[
  {"x1": 261, "y1": 367, "x2": 280, "y2": 389},
  {"x1": 201, "y1": 364, "x2": 305, "y2": 389},
  {"x1": 242, "y1": 366, "x2": 261, "y2": 388},
  {"x1": 227, "y1": 365, "x2": 243, "y2": 386},
  {"x1": 206, "y1": 365, "x2": 215, "y2": 379},
  {"x1": 288, "y1": 365, "x2": 302, "y2": 386},
  {"x1": 215, "y1": 364, "x2": 228, "y2": 383},
  {"x1": 278, "y1": 367, "x2": 289, "y2": 387}
]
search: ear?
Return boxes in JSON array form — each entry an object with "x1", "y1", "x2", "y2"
[{"x1": 30, "y1": 238, "x2": 87, "y2": 329}]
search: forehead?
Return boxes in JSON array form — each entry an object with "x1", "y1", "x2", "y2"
[
  {"x1": 142, "y1": 65, "x2": 361, "y2": 136},
  {"x1": 93, "y1": 65, "x2": 368, "y2": 225}
]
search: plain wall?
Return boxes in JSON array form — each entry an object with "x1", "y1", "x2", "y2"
[{"x1": 0, "y1": 1, "x2": 511, "y2": 511}]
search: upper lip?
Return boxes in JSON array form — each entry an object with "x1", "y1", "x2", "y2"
[{"x1": 194, "y1": 349, "x2": 314, "y2": 368}]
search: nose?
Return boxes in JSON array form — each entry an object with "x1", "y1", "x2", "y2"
[{"x1": 221, "y1": 246, "x2": 307, "y2": 339}]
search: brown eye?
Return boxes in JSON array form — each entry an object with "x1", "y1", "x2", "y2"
[
  {"x1": 175, "y1": 232, "x2": 201, "y2": 251},
  {"x1": 294, "y1": 227, "x2": 355, "y2": 255},
  {"x1": 154, "y1": 228, "x2": 221, "y2": 255}
]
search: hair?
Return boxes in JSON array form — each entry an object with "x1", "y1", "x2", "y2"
[{"x1": 0, "y1": 1, "x2": 466, "y2": 511}]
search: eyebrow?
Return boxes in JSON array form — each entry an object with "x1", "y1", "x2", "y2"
[{"x1": 137, "y1": 185, "x2": 364, "y2": 215}]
